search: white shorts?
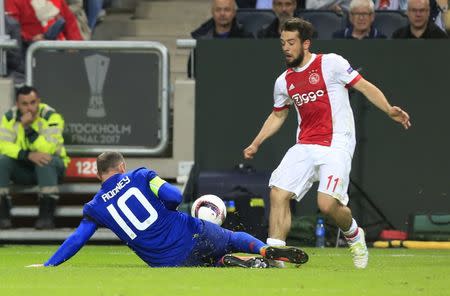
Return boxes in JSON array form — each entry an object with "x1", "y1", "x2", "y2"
[{"x1": 269, "y1": 144, "x2": 352, "y2": 205}]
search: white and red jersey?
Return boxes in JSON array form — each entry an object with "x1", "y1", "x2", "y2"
[{"x1": 273, "y1": 53, "x2": 362, "y2": 153}]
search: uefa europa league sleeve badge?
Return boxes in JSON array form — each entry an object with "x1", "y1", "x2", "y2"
[{"x1": 85, "y1": 54, "x2": 110, "y2": 118}]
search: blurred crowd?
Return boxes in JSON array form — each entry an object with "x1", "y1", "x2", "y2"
[
  {"x1": 187, "y1": 0, "x2": 447, "y2": 76},
  {"x1": 2, "y1": 0, "x2": 449, "y2": 82},
  {"x1": 195, "y1": 0, "x2": 448, "y2": 39},
  {"x1": 4, "y1": 0, "x2": 110, "y2": 85}
]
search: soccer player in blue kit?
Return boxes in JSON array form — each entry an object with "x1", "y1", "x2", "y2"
[{"x1": 30, "y1": 152, "x2": 308, "y2": 268}]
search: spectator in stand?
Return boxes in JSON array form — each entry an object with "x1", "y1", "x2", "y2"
[
  {"x1": 189, "y1": 0, "x2": 253, "y2": 77},
  {"x1": 67, "y1": 0, "x2": 92, "y2": 40},
  {"x1": 5, "y1": 0, "x2": 83, "y2": 50},
  {"x1": 257, "y1": 0, "x2": 298, "y2": 38},
  {"x1": 376, "y1": 0, "x2": 448, "y2": 31},
  {"x1": 191, "y1": 0, "x2": 252, "y2": 39},
  {"x1": 5, "y1": 15, "x2": 25, "y2": 86},
  {"x1": 392, "y1": 0, "x2": 448, "y2": 38},
  {"x1": 333, "y1": 0, "x2": 387, "y2": 39},
  {"x1": 432, "y1": 0, "x2": 449, "y2": 30},
  {"x1": 305, "y1": 0, "x2": 351, "y2": 13}
]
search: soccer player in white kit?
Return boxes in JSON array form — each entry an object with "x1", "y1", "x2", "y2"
[{"x1": 243, "y1": 18, "x2": 411, "y2": 268}]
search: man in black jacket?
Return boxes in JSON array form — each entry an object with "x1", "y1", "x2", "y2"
[
  {"x1": 392, "y1": 0, "x2": 447, "y2": 38},
  {"x1": 191, "y1": 0, "x2": 251, "y2": 39},
  {"x1": 188, "y1": 0, "x2": 252, "y2": 77},
  {"x1": 257, "y1": 0, "x2": 297, "y2": 38}
]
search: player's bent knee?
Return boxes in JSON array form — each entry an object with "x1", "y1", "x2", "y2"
[
  {"x1": 270, "y1": 187, "x2": 294, "y2": 202},
  {"x1": 317, "y1": 194, "x2": 339, "y2": 216},
  {"x1": 318, "y1": 203, "x2": 333, "y2": 216}
]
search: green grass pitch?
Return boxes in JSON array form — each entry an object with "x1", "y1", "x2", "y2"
[{"x1": 1, "y1": 245, "x2": 449, "y2": 296}]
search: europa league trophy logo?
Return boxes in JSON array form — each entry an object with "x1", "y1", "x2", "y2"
[{"x1": 85, "y1": 54, "x2": 110, "y2": 118}]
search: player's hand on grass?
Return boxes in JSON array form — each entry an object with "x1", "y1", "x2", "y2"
[
  {"x1": 388, "y1": 106, "x2": 411, "y2": 130},
  {"x1": 26, "y1": 264, "x2": 44, "y2": 268},
  {"x1": 243, "y1": 144, "x2": 258, "y2": 159}
]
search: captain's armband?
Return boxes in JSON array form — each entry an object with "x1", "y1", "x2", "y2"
[{"x1": 149, "y1": 176, "x2": 167, "y2": 197}]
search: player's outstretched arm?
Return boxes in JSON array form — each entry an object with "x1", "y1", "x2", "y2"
[
  {"x1": 353, "y1": 78, "x2": 411, "y2": 129},
  {"x1": 243, "y1": 109, "x2": 289, "y2": 159},
  {"x1": 42, "y1": 218, "x2": 97, "y2": 267}
]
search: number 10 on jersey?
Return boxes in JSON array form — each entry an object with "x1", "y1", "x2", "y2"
[{"x1": 106, "y1": 187, "x2": 158, "y2": 239}]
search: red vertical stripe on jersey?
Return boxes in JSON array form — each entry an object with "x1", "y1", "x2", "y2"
[{"x1": 285, "y1": 55, "x2": 333, "y2": 146}]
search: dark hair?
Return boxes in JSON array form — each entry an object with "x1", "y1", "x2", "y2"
[
  {"x1": 280, "y1": 17, "x2": 315, "y2": 42},
  {"x1": 16, "y1": 85, "x2": 38, "y2": 101},
  {"x1": 96, "y1": 151, "x2": 125, "y2": 176}
]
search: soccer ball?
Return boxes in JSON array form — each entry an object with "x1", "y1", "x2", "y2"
[{"x1": 191, "y1": 194, "x2": 227, "y2": 226}]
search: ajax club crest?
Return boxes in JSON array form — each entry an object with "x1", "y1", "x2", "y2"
[{"x1": 308, "y1": 72, "x2": 320, "y2": 85}]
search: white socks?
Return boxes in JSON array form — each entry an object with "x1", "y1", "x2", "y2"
[
  {"x1": 266, "y1": 238, "x2": 286, "y2": 247},
  {"x1": 342, "y1": 218, "x2": 359, "y2": 240}
]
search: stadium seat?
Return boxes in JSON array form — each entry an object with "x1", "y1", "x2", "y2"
[
  {"x1": 236, "y1": 9, "x2": 277, "y2": 37},
  {"x1": 296, "y1": 10, "x2": 346, "y2": 40},
  {"x1": 373, "y1": 10, "x2": 408, "y2": 39}
]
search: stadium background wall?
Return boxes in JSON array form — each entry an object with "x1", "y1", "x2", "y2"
[{"x1": 195, "y1": 39, "x2": 450, "y2": 231}]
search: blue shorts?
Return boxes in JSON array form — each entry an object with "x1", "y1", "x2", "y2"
[{"x1": 181, "y1": 220, "x2": 233, "y2": 266}]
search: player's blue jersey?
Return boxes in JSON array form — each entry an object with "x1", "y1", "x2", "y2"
[{"x1": 83, "y1": 167, "x2": 202, "y2": 267}]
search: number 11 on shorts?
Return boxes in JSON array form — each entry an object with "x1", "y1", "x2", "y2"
[{"x1": 327, "y1": 175, "x2": 339, "y2": 192}]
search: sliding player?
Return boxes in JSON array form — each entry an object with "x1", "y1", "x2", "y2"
[{"x1": 30, "y1": 151, "x2": 308, "y2": 268}]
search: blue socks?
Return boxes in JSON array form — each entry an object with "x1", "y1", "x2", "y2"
[{"x1": 230, "y1": 231, "x2": 266, "y2": 254}]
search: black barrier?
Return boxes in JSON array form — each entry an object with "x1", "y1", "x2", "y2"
[
  {"x1": 195, "y1": 39, "x2": 450, "y2": 230},
  {"x1": 34, "y1": 51, "x2": 160, "y2": 147},
  {"x1": 27, "y1": 41, "x2": 169, "y2": 156}
]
